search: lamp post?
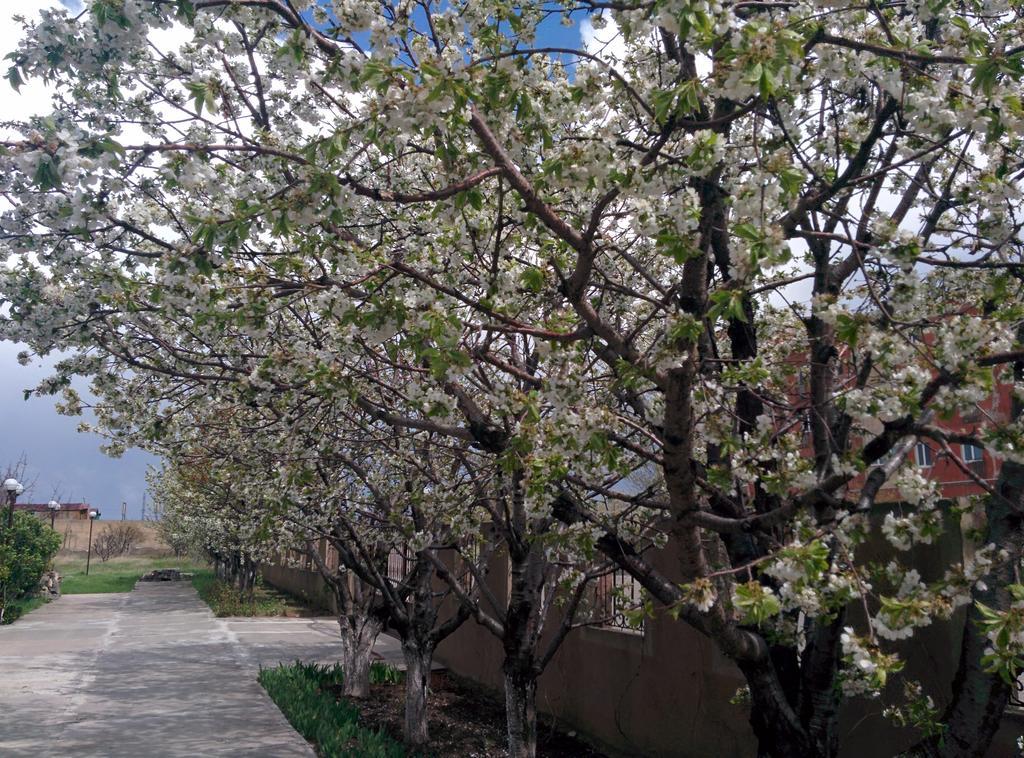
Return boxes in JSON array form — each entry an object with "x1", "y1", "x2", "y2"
[
  {"x1": 48, "y1": 500, "x2": 61, "y2": 529},
  {"x1": 85, "y1": 510, "x2": 99, "y2": 575},
  {"x1": 3, "y1": 478, "x2": 23, "y2": 530}
]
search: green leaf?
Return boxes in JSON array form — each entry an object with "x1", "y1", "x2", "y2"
[
  {"x1": 708, "y1": 289, "x2": 747, "y2": 323},
  {"x1": 972, "y1": 58, "x2": 1000, "y2": 97},
  {"x1": 733, "y1": 222, "x2": 761, "y2": 242},
  {"x1": 733, "y1": 581, "x2": 782, "y2": 625},
  {"x1": 185, "y1": 82, "x2": 208, "y2": 114},
  {"x1": 520, "y1": 266, "x2": 545, "y2": 293},
  {"x1": 175, "y1": 0, "x2": 197, "y2": 23},
  {"x1": 777, "y1": 166, "x2": 804, "y2": 196},
  {"x1": 92, "y1": 0, "x2": 131, "y2": 29},
  {"x1": 656, "y1": 229, "x2": 699, "y2": 263},
  {"x1": 835, "y1": 313, "x2": 863, "y2": 349},
  {"x1": 667, "y1": 315, "x2": 703, "y2": 344},
  {"x1": 5, "y1": 62, "x2": 23, "y2": 92},
  {"x1": 32, "y1": 156, "x2": 61, "y2": 190},
  {"x1": 650, "y1": 88, "x2": 677, "y2": 123}
]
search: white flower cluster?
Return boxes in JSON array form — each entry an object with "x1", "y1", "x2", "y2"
[
  {"x1": 680, "y1": 577, "x2": 717, "y2": 613},
  {"x1": 881, "y1": 508, "x2": 942, "y2": 552},
  {"x1": 839, "y1": 627, "x2": 892, "y2": 698}
]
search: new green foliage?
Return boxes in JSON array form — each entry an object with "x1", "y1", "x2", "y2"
[
  {"x1": 258, "y1": 662, "x2": 405, "y2": 758},
  {"x1": 0, "y1": 512, "x2": 61, "y2": 623}
]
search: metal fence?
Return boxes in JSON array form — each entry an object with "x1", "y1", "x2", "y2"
[
  {"x1": 592, "y1": 568, "x2": 645, "y2": 633},
  {"x1": 386, "y1": 547, "x2": 410, "y2": 583}
]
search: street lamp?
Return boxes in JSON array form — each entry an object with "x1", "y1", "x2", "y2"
[
  {"x1": 85, "y1": 509, "x2": 100, "y2": 576},
  {"x1": 4, "y1": 478, "x2": 23, "y2": 530},
  {"x1": 48, "y1": 500, "x2": 62, "y2": 529}
]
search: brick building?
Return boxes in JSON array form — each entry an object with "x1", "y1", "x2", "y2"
[{"x1": 13, "y1": 503, "x2": 93, "y2": 520}]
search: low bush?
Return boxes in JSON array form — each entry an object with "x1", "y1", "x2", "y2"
[
  {"x1": 0, "y1": 512, "x2": 61, "y2": 624},
  {"x1": 192, "y1": 570, "x2": 322, "y2": 617},
  {"x1": 193, "y1": 570, "x2": 287, "y2": 616},
  {"x1": 92, "y1": 523, "x2": 145, "y2": 561},
  {"x1": 258, "y1": 662, "x2": 405, "y2": 758}
]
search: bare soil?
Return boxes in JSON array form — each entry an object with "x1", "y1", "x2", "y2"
[{"x1": 328, "y1": 671, "x2": 608, "y2": 757}]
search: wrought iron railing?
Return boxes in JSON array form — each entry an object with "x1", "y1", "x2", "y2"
[{"x1": 592, "y1": 568, "x2": 644, "y2": 633}]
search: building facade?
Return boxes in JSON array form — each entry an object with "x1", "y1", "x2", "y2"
[{"x1": 12, "y1": 503, "x2": 93, "y2": 520}]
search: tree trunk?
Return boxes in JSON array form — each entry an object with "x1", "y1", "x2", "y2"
[
  {"x1": 905, "y1": 459, "x2": 1024, "y2": 757},
  {"x1": 504, "y1": 666, "x2": 538, "y2": 758},
  {"x1": 739, "y1": 657, "x2": 818, "y2": 758},
  {"x1": 402, "y1": 640, "x2": 433, "y2": 748},
  {"x1": 798, "y1": 613, "x2": 844, "y2": 758},
  {"x1": 339, "y1": 615, "x2": 382, "y2": 698}
]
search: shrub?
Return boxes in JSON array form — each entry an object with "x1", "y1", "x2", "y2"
[
  {"x1": 258, "y1": 662, "x2": 405, "y2": 758},
  {"x1": 0, "y1": 512, "x2": 62, "y2": 623},
  {"x1": 193, "y1": 571, "x2": 287, "y2": 617},
  {"x1": 92, "y1": 522, "x2": 145, "y2": 562}
]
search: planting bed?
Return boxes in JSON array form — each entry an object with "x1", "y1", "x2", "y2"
[{"x1": 333, "y1": 671, "x2": 608, "y2": 757}]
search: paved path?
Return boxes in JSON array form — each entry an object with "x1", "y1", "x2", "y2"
[{"x1": 0, "y1": 582, "x2": 400, "y2": 757}]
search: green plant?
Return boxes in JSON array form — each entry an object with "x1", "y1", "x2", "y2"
[
  {"x1": 0, "y1": 512, "x2": 61, "y2": 623},
  {"x1": 192, "y1": 570, "x2": 310, "y2": 617},
  {"x1": 194, "y1": 572, "x2": 280, "y2": 616},
  {"x1": 369, "y1": 662, "x2": 405, "y2": 686},
  {"x1": 2, "y1": 594, "x2": 47, "y2": 624},
  {"x1": 258, "y1": 662, "x2": 405, "y2": 758}
]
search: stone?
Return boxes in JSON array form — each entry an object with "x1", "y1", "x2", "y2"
[
  {"x1": 38, "y1": 570, "x2": 61, "y2": 597},
  {"x1": 139, "y1": 568, "x2": 184, "y2": 582}
]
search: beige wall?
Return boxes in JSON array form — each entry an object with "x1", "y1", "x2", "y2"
[
  {"x1": 261, "y1": 562, "x2": 337, "y2": 612},
  {"x1": 432, "y1": 545, "x2": 756, "y2": 757},
  {"x1": 55, "y1": 520, "x2": 171, "y2": 556},
  {"x1": 260, "y1": 526, "x2": 1024, "y2": 757}
]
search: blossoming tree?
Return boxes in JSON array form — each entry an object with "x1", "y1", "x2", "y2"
[{"x1": 3, "y1": 1, "x2": 1024, "y2": 756}]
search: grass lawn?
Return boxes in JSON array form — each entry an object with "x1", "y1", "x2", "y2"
[
  {"x1": 2, "y1": 594, "x2": 49, "y2": 624},
  {"x1": 192, "y1": 569, "x2": 325, "y2": 617},
  {"x1": 54, "y1": 556, "x2": 320, "y2": 618},
  {"x1": 57, "y1": 555, "x2": 206, "y2": 594}
]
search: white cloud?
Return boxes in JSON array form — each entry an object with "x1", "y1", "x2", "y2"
[
  {"x1": 148, "y1": 18, "x2": 195, "y2": 56},
  {"x1": 579, "y1": 14, "x2": 626, "y2": 64}
]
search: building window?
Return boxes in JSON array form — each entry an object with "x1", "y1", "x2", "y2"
[
  {"x1": 915, "y1": 442, "x2": 934, "y2": 467},
  {"x1": 962, "y1": 443, "x2": 984, "y2": 463}
]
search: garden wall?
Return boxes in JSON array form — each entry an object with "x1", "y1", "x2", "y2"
[
  {"x1": 54, "y1": 519, "x2": 169, "y2": 556},
  {"x1": 430, "y1": 536, "x2": 1024, "y2": 757},
  {"x1": 260, "y1": 561, "x2": 337, "y2": 613},
  {"x1": 260, "y1": 524, "x2": 1024, "y2": 757}
]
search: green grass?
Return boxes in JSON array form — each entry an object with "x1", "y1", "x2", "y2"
[
  {"x1": 1, "y1": 594, "x2": 49, "y2": 624},
  {"x1": 259, "y1": 662, "x2": 405, "y2": 758},
  {"x1": 192, "y1": 570, "x2": 322, "y2": 617},
  {"x1": 57, "y1": 555, "x2": 206, "y2": 594},
  {"x1": 369, "y1": 662, "x2": 405, "y2": 686}
]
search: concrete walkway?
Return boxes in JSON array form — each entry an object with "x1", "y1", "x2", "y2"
[{"x1": 0, "y1": 582, "x2": 400, "y2": 757}]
